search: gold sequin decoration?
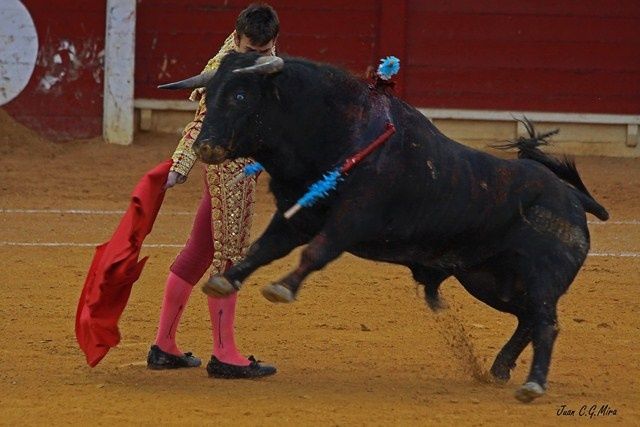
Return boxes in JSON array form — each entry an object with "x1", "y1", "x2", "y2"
[{"x1": 206, "y1": 157, "x2": 256, "y2": 274}]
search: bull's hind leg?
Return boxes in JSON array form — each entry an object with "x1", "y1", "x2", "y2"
[
  {"x1": 490, "y1": 316, "x2": 532, "y2": 383},
  {"x1": 410, "y1": 265, "x2": 450, "y2": 311},
  {"x1": 515, "y1": 301, "x2": 559, "y2": 403},
  {"x1": 454, "y1": 265, "x2": 535, "y2": 386}
]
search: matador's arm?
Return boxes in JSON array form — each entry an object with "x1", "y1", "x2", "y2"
[{"x1": 169, "y1": 32, "x2": 237, "y2": 176}]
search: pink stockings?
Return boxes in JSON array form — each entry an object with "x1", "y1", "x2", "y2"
[
  {"x1": 154, "y1": 183, "x2": 249, "y2": 366},
  {"x1": 154, "y1": 272, "x2": 193, "y2": 356}
]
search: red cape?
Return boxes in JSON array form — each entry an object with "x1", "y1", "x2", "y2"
[{"x1": 75, "y1": 160, "x2": 172, "y2": 367}]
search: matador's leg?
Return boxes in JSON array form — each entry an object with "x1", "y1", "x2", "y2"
[
  {"x1": 149, "y1": 177, "x2": 213, "y2": 369},
  {"x1": 202, "y1": 161, "x2": 276, "y2": 377}
]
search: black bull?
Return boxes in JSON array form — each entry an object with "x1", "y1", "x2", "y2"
[{"x1": 160, "y1": 52, "x2": 609, "y2": 402}]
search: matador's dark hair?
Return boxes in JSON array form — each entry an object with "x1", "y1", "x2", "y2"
[{"x1": 236, "y1": 3, "x2": 280, "y2": 45}]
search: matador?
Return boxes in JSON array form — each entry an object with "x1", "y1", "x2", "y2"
[{"x1": 146, "y1": 3, "x2": 280, "y2": 379}]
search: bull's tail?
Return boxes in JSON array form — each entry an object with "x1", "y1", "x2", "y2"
[
  {"x1": 494, "y1": 117, "x2": 609, "y2": 221},
  {"x1": 571, "y1": 189, "x2": 610, "y2": 221}
]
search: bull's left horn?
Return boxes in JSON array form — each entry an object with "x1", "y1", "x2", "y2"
[
  {"x1": 233, "y1": 56, "x2": 284, "y2": 75},
  {"x1": 157, "y1": 70, "x2": 216, "y2": 90}
]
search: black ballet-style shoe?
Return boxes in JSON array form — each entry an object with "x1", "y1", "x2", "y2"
[
  {"x1": 206, "y1": 355, "x2": 277, "y2": 379},
  {"x1": 146, "y1": 345, "x2": 202, "y2": 370}
]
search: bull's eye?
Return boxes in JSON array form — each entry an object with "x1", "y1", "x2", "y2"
[{"x1": 235, "y1": 92, "x2": 246, "y2": 102}]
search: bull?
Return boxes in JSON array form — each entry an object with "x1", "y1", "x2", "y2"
[{"x1": 160, "y1": 52, "x2": 609, "y2": 402}]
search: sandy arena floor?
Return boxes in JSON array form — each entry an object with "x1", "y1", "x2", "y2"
[{"x1": 0, "y1": 111, "x2": 638, "y2": 425}]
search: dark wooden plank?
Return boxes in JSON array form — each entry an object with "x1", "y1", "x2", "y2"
[
  {"x1": 408, "y1": 0, "x2": 640, "y2": 18},
  {"x1": 137, "y1": 9, "x2": 376, "y2": 38},
  {"x1": 406, "y1": 91, "x2": 640, "y2": 115},
  {"x1": 405, "y1": 66, "x2": 640, "y2": 113},
  {"x1": 22, "y1": 0, "x2": 106, "y2": 12},
  {"x1": 407, "y1": 12, "x2": 640, "y2": 43},
  {"x1": 406, "y1": 67, "x2": 639, "y2": 97},
  {"x1": 136, "y1": 9, "x2": 239, "y2": 32},
  {"x1": 137, "y1": 0, "x2": 376, "y2": 12},
  {"x1": 406, "y1": 40, "x2": 640, "y2": 72},
  {"x1": 136, "y1": 33, "x2": 376, "y2": 63},
  {"x1": 378, "y1": 0, "x2": 408, "y2": 96}
]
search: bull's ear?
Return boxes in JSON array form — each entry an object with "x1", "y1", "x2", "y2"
[
  {"x1": 233, "y1": 56, "x2": 284, "y2": 75},
  {"x1": 158, "y1": 70, "x2": 217, "y2": 90}
]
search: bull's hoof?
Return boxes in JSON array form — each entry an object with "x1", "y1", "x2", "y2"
[
  {"x1": 202, "y1": 275, "x2": 240, "y2": 297},
  {"x1": 489, "y1": 365, "x2": 511, "y2": 384},
  {"x1": 426, "y1": 296, "x2": 448, "y2": 312},
  {"x1": 261, "y1": 284, "x2": 295, "y2": 303},
  {"x1": 514, "y1": 381, "x2": 545, "y2": 403}
]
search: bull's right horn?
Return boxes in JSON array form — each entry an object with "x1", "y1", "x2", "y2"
[
  {"x1": 157, "y1": 70, "x2": 216, "y2": 90},
  {"x1": 233, "y1": 56, "x2": 284, "y2": 75}
]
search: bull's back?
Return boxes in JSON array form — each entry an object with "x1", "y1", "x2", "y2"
[{"x1": 368, "y1": 97, "x2": 587, "y2": 246}]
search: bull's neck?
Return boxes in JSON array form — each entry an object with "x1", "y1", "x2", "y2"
[
  {"x1": 252, "y1": 69, "x2": 376, "y2": 183},
  {"x1": 252, "y1": 125, "x2": 350, "y2": 185},
  {"x1": 255, "y1": 104, "x2": 393, "y2": 185},
  {"x1": 252, "y1": 145, "x2": 337, "y2": 185}
]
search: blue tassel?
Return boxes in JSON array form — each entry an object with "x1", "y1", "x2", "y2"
[
  {"x1": 297, "y1": 169, "x2": 343, "y2": 208},
  {"x1": 243, "y1": 162, "x2": 264, "y2": 176},
  {"x1": 377, "y1": 56, "x2": 400, "y2": 80}
]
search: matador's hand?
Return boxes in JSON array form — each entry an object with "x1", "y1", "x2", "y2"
[{"x1": 165, "y1": 171, "x2": 187, "y2": 189}]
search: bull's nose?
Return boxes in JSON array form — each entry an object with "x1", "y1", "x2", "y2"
[{"x1": 195, "y1": 144, "x2": 228, "y2": 164}]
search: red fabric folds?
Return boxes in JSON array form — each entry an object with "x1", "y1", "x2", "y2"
[{"x1": 75, "y1": 160, "x2": 172, "y2": 367}]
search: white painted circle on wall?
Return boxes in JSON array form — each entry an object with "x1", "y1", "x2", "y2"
[{"x1": 0, "y1": 0, "x2": 39, "y2": 106}]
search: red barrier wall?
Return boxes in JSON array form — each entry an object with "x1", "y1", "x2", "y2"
[
  {"x1": 404, "y1": 0, "x2": 640, "y2": 114},
  {"x1": 136, "y1": 0, "x2": 640, "y2": 115},
  {"x1": 3, "y1": 1, "x2": 638, "y2": 141},
  {"x1": 135, "y1": 0, "x2": 380, "y2": 100},
  {"x1": 3, "y1": 1, "x2": 106, "y2": 141}
]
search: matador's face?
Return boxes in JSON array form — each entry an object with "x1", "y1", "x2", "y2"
[{"x1": 234, "y1": 33, "x2": 276, "y2": 56}]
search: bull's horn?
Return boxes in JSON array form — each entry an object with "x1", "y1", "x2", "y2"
[
  {"x1": 233, "y1": 56, "x2": 284, "y2": 75},
  {"x1": 157, "y1": 70, "x2": 216, "y2": 90}
]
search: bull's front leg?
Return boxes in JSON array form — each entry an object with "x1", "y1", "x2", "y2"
[
  {"x1": 261, "y1": 231, "x2": 344, "y2": 303},
  {"x1": 202, "y1": 213, "x2": 309, "y2": 297},
  {"x1": 261, "y1": 207, "x2": 370, "y2": 303}
]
